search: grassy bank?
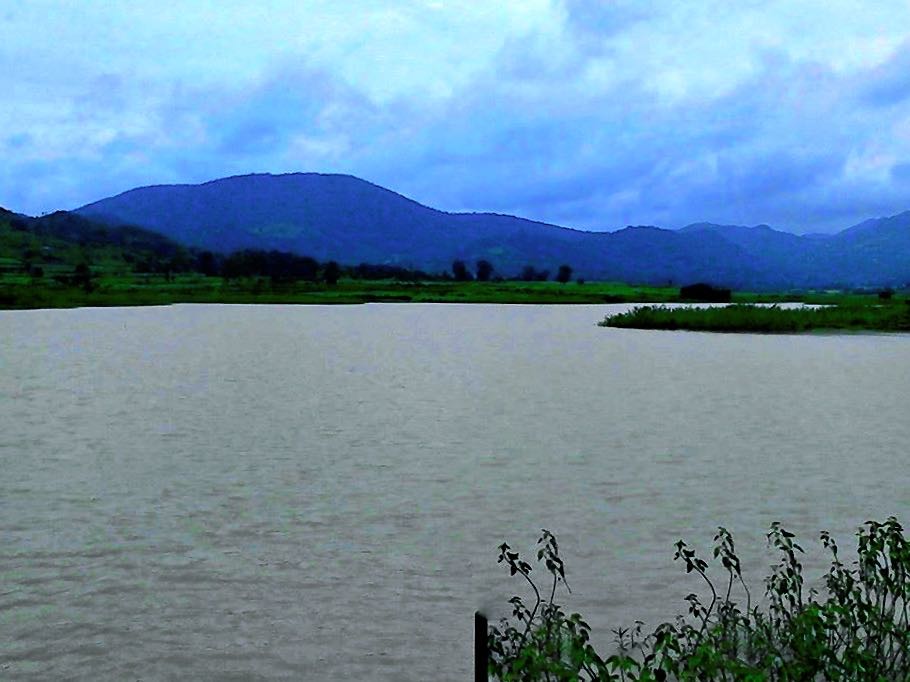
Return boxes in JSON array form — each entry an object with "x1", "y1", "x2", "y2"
[
  {"x1": 0, "y1": 275, "x2": 683, "y2": 309},
  {"x1": 599, "y1": 302, "x2": 910, "y2": 332},
  {"x1": 3, "y1": 272, "x2": 905, "y2": 310}
]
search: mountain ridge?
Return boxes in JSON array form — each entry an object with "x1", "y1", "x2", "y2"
[{"x1": 74, "y1": 173, "x2": 910, "y2": 289}]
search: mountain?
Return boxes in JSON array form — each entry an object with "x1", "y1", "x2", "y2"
[
  {"x1": 681, "y1": 216, "x2": 910, "y2": 288},
  {"x1": 74, "y1": 172, "x2": 910, "y2": 288},
  {"x1": 822, "y1": 211, "x2": 910, "y2": 286},
  {"x1": 75, "y1": 173, "x2": 764, "y2": 285},
  {"x1": 678, "y1": 222, "x2": 825, "y2": 288},
  {"x1": 0, "y1": 207, "x2": 191, "y2": 275}
]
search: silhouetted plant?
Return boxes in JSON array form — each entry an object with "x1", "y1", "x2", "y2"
[
  {"x1": 488, "y1": 529, "x2": 613, "y2": 680},
  {"x1": 556, "y1": 264, "x2": 573, "y2": 284},
  {"x1": 489, "y1": 517, "x2": 910, "y2": 681},
  {"x1": 520, "y1": 265, "x2": 550, "y2": 282},
  {"x1": 195, "y1": 250, "x2": 219, "y2": 276},
  {"x1": 476, "y1": 259, "x2": 494, "y2": 282},
  {"x1": 323, "y1": 260, "x2": 341, "y2": 285},
  {"x1": 452, "y1": 259, "x2": 472, "y2": 281},
  {"x1": 679, "y1": 283, "x2": 731, "y2": 302},
  {"x1": 73, "y1": 262, "x2": 95, "y2": 292}
]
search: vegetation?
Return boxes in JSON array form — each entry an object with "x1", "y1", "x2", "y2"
[
  {"x1": 477, "y1": 259, "x2": 495, "y2": 282},
  {"x1": 3, "y1": 209, "x2": 908, "y2": 311},
  {"x1": 680, "y1": 283, "x2": 731, "y2": 303},
  {"x1": 521, "y1": 265, "x2": 551, "y2": 282},
  {"x1": 0, "y1": 275, "x2": 686, "y2": 309},
  {"x1": 452, "y1": 259, "x2": 472, "y2": 281},
  {"x1": 489, "y1": 517, "x2": 910, "y2": 681},
  {"x1": 600, "y1": 302, "x2": 910, "y2": 333},
  {"x1": 556, "y1": 264, "x2": 573, "y2": 284}
]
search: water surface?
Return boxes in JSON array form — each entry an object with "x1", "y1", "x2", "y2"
[{"x1": 2, "y1": 304, "x2": 908, "y2": 679}]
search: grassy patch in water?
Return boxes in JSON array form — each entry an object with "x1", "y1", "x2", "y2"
[{"x1": 599, "y1": 302, "x2": 910, "y2": 332}]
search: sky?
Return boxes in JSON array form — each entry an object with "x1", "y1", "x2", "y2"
[{"x1": 2, "y1": 0, "x2": 910, "y2": 233}]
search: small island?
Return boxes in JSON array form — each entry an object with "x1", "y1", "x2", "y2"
[{"x1": 600, "y1": 300, "x2": 910, "y2": 333}]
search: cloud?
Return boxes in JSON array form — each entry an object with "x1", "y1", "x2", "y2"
[
  {"x1": 859, "y1": 40, "x2": 910, "y2": 107},
  {"x1": 891, "y1": 162, "x2": 910, "y2": 182},
  {"x1": 3, "y1": 2, "x2": 910, "y2": 234}
]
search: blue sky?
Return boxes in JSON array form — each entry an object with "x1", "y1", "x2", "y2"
[{"x1": 2, "y1": 0, "x2": 910, "y2": 233}]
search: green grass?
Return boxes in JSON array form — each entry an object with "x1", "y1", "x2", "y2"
[
  {"x1": 599, "y1": 302, "x2": 910, "y2": 333},
  {"x1": 0, "y1": 275, "x2": 686, "y2": 309},
  {"x1": 2, "y1": 276, "x2": 905, "y2": 311}
]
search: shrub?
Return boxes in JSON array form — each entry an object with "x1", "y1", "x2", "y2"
[
  {"x1": 489, "y1": 517, "x2": 910, "y2": 681},
  {"x1": 680, "y1": 283, "x2": 732, "y2": 303},
  {"x1": 477, "y1": 259, "x2": 495, "y2": 282}
]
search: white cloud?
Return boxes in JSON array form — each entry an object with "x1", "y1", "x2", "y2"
[{"x1": 2, "y1": 0, "x2": 910, "y2": 233}]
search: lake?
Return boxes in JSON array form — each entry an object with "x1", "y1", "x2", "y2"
[{"x1": 2, "y1": 303, "x2": 909, "y2": 680}]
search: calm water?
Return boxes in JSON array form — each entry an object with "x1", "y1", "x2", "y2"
[{"x1": 2, "y1": 303, "x2": 909, "y2": 680}]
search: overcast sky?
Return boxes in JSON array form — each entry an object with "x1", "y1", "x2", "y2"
[{"x1": 3, "y1": 0, "x2": 910, "y2": 232}]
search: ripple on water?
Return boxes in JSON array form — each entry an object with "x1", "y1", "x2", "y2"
[{"x1": 1, "y1": 304, "x2": 908, "y2": 680}]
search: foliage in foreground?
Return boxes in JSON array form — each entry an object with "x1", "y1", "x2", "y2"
[
  {"x1": 600, "y1": 303, "x2": 910, "y2": 332},
  {"x1": 489, "y1": 517, "x2": 910, "y2": 681}
]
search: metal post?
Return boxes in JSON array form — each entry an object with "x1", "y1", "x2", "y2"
[{"x1": 475, "y1": 610, "x2": 488, "y2": 682}]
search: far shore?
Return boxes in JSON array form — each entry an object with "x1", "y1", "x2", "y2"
[{"x1": 1, "y1": 275, "x2": 896, "y2": 311}]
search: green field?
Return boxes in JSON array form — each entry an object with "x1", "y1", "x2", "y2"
[
  {"x1": 2, "y1": 209, "x2": 904, "y2": 312},
  {"x1": 0, "y1": 274, "x2": 685, "y2": 309},
  {"x1": 600, "y1": 301, "x2": 910, "y2": 332},
  {"x1": 3, "y1": 271, "x2": 907, "y2": 311}
]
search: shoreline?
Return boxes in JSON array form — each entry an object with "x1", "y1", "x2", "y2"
[{"x1": 0, "y1": 277, "x2": 887, "y2": 312}]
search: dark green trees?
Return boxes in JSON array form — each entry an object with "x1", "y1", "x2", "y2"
[
  {"x1": 323, "y1": 260, "x2": 341, "y2": 285},
  {"x1": 452, "y1": 259, "x2": 472, "y2": 281},
  {"x1": 476, "y1": 259, "x2": 494, "y2": 282},
  {"x1": 556, "y1": 264, "x2": 573, "y2": 284}
]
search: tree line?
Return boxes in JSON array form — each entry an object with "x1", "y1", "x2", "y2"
[
  {"x1": 133, "y1": 249, "x2": 579, "y2": 285},
  {"x1": 452, "y1": 259, "x2": 577, "y2": 284}
]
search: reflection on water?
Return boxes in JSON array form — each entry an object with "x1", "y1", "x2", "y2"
[{"x1": 1, "y1": 304, "x2": 909, "y2": 680}]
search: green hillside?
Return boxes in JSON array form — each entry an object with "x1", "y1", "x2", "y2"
[{"x1": 0, "y1": 207, "x2": 192, "y2": 281}]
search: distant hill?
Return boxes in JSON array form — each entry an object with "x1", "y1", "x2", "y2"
[
  {"x1": 0, "y1": 207, "x2": 190, "y2": 276},
  {"x1": 72, "y1": 173, "x2": 760, "y2": 286},
  {"x1": 681, "y1": 217, "x2": 910, "y2": 288},
  {"x1": 74, "y1": 173, "x2": 910, "y2": 288}
]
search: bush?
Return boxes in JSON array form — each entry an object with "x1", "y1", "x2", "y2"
[
  {"x1": 489, "y1": 517, "x2": 910, "y2": 681},
  {"x1": 680, "y1": 283, "x2": 732, "y2": 303}
]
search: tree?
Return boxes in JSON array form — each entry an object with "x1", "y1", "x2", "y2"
[
  {"x1": 73, "y1": 262, "x2": 95, "y2": 292},
  {"x1": 476, "y1": 259, "x2": 494, "y2": 282},
  {"x1": 556, "y1": 264, "x2": 573, "y2": 284},
  {"x1": 680, "y1": 282, "x2": 731, "y2": 302},
  {"x1": 195, "y1": 250, "x2": 218, "y2": 277},
  {"x1": 323, "y1": 260, "x2": 341, "y2": 285},
  {"x1": 452, "y1": 259, "x2": 471, "y2": 281},
  {"x1": 520, "y1": 265, "x2": 538, "y2": 282}
]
